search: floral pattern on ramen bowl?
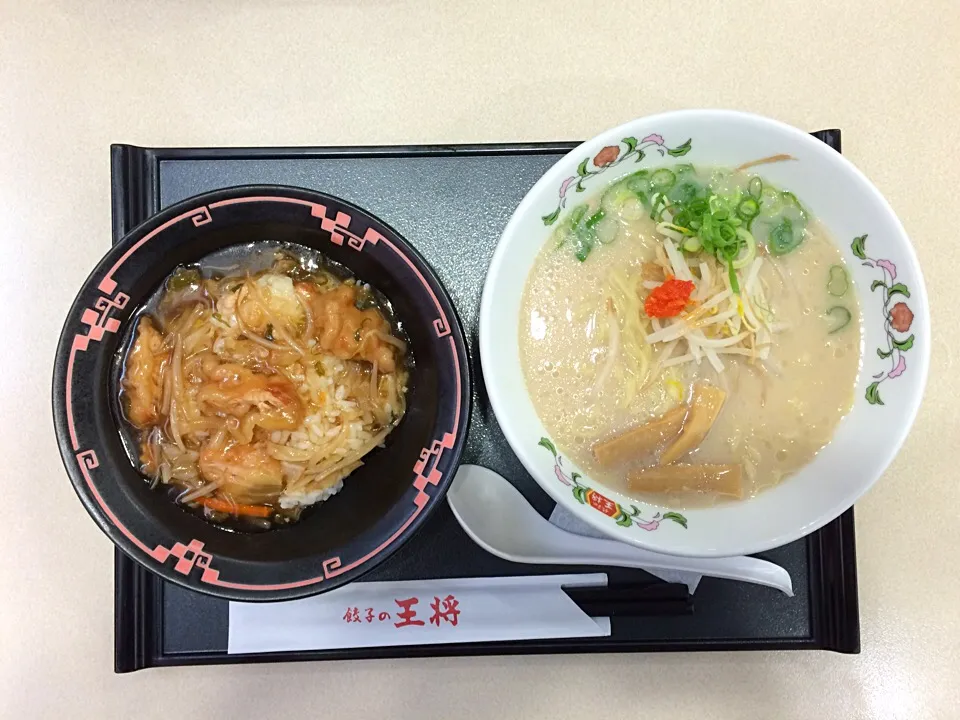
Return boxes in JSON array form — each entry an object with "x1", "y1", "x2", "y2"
[
  {"x1": 852, "y1": 234, "x2": 918, "y2": 405},
  {"x1": 542, "y1": 135, "x2": 692, "y2": 226},
  {"x1": 480, "y1": 110, "x2": 929, "y2": 558}
]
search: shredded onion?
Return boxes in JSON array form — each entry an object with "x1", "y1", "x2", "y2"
[
  {"x1": 244, "y1": 278, "x2": 308, "y2": 356},
  {"x1": 375, "y1": 331, "x2": 407, "y2": 352},
  {"x1": 179, "y1": 479, "x2": 224, "y2": 504},
  {"x1": 296, "y1": 288, "x2": 315, "y2": 340}
]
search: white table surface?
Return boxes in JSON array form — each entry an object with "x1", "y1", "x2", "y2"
[{"x1": 2, "y1": 1, "x2": 959, "y2": 717}]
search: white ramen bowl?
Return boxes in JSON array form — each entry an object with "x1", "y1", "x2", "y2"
[{"x1": 479, "y1": 109, "x2": 929, "y2": 557}]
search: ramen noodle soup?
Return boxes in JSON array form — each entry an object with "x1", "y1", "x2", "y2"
[
  {"x1": 120, "y1": 242, "x2": 410, "y2": 531},
  {"x1": 519, "y1": 164, "x2": 861, "y2": 506}
]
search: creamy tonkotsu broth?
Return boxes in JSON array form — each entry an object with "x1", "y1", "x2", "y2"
[{"x1": 519, "y1": 164, "x2": 861, "y2": 505}]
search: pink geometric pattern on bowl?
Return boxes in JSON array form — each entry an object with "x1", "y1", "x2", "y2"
[
  {"x1": 312, "y1": 205, "x2": 387, "y2": 251},
  {"x1": 433, "y1": 317, "x2": 451, "y2": 338},
  {"x1": 59, "y1": 195, "x2": 468, "y2": 597},
  {"x1": 413, "y1": 432, "x2": 458, "y2": 499},
  {"x1": 153, "y1": 539, "x2": 216, "y2": 578},
  {"x1": 66, "y1": 290, "x2": 129, "y2": 450},
  {"x1": 322, "y1": 556, "x2": 343, "y2": 579}
]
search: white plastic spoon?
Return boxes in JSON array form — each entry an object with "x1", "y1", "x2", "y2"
[{"x1": 447, "y1": 464, "x2": 793, "y2": 596}]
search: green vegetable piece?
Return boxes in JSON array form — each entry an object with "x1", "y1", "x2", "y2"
[
  {"x1": 600, "y1": 182, "x2": 635, "y2": 214},
  {"x1": 681, "y1": 236, "x2": 702, "y2": 253},
  {"x1": 167, "y1": 267, "x2": 201, "y2": 292},
  {"x1": 827, "y1": 265, "x2": 849, "y2": 296},
  {"x1": 748, "y1": 176, "x2": 763, "y2": 198},
  {"x1": 573, "y1": 234, "x2": 594, "y2": 261},
  {"x1": 650, "y1": 168, "x2": 676, "y2": 190},
  {"x1": 668, "y1": 181, "x2": 702, "y2": 205},
  {"x1": 732, "y1": 228, "x2": 757, "y2": 269},
  {"x1": 568, "y1": 205, "x2": 588, "y2": 227},
  {"x1": 737, "y1": 197, "x2": 760, "y2": 219},
  {"x1": 585, "y1": 209, "x2": 605, "y2": 229},
  {"x1": 780, "y1": 191, "x2": 802, "y2": 209},
  {"x1": 826, "y1": 306, "x2": 852, "y2": 334},
  {"x1": 566, "y1": 204, "x2": 598, "y2": 261},
  {"x1": 768, "y1": 217, "x2": 804, "y2": 255},
  {"x1": 627, "y1": 170, "x2": 651, "y2": 188},
  {"x1": 727, "y1": 261, "x2": 740, "y2": 295},
  {"x1": 672, "y1": 209, "x2": 691, "y2": 229},
  {"x1": 760, "y1": 186, "x2": 782, "y2": 214}
]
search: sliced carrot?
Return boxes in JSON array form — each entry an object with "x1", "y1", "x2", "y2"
[{"x1": 198, "y1": 497, "x2": 273, "y2": 518}]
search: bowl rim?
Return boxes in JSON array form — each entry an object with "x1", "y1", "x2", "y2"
[
  {"x1": 52, "y1": 183, "x2": 472, "y2": 600},
  {"x1": 480, "y1": 109, "x2": 930, "y2": 557}
]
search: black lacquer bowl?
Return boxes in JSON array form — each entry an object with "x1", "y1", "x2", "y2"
[{"x1": 52, "y1": 185, "x2": 470, "y2": 601}]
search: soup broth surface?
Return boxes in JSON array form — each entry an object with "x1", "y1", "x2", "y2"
[{"x1": 519, "y1": 166, "x2": 861, "y2": 506}]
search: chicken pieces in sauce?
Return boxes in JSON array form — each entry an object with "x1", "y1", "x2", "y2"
[
  {"x1": 296, "y1": 283, "x2": 398, "y2": 372},
  {"x1": 121, "y1": 249, "x2": 409, "y2": 530},
  {"x1": 124, "y1": 319, "x2": 168, "y2": 427}
]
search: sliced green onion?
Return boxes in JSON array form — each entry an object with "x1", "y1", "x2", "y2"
[
  {"x1": 600, "y1": 183, "x2": 634, "y2": 214},
  {"x1": 728, "y1": 261, "x2": 740, "y2": 295},
  {"x1": 167, "y1": 267, "x2": 201, "y2": 292},
  {"x1": 566, "y1": 205, "x2": 587, "y2": 228},
  {"x1": 719, "y1": 243, "x2": 739, "y2": 262},
  {"x1": 768, "y1": 217, "x2": 803, "y2": 255},
  {"x1": 573, "y1": 233, "x2": 594, "y2": 262},
  {"x1": 827, "y1": 265, "x2": 849, "y2": 297},
  {"x1": 554, "y1": 205, "x2": 594, "y2": 257},
  {"x1": 660, "y1": 222, "x2": 696, "y2": 237},
  {"x1": 668, "y1": 181, "x2": 701, "y2": 205},
  {"x1": 572, "y1": 207, "x2": 599, "y2": 261},
  {"x1": 760, "y1": 186, "x2": 782, "y2": 215},
  {"x1": 645, "y1": 164, "x2": 807, "y2": 279},
  {"x1": 826, "y1": 306, "x2": 852, "y2": 334},
  {"x1": 781, "y1": 191, "x2": 802, "y2": 209},
  {"x1": 627, "y1": 172, "x2": 652, "y2": 199},
  {"x1": 673, "y1": 209, "x2": 692, "y2": 228},
  {"x1": 585, "y1": 209, "x2": 605, "y2": 229},
  {"x1": 650, "y1": 168, "x2": 677, "y2": 190},
  {"x1": 716, "y1": 222, "x2": 738, "y2": 244},
  {"x1": 737, "y1": 197, "x2": 760, "y2": 219},
  {"x1": 732, "y1": 228, "x2": 757, "y2": 269}
]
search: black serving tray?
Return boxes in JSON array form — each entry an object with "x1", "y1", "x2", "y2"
[{"x1": 112, "y1": 132, "x2": 859, "y2": 672}]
